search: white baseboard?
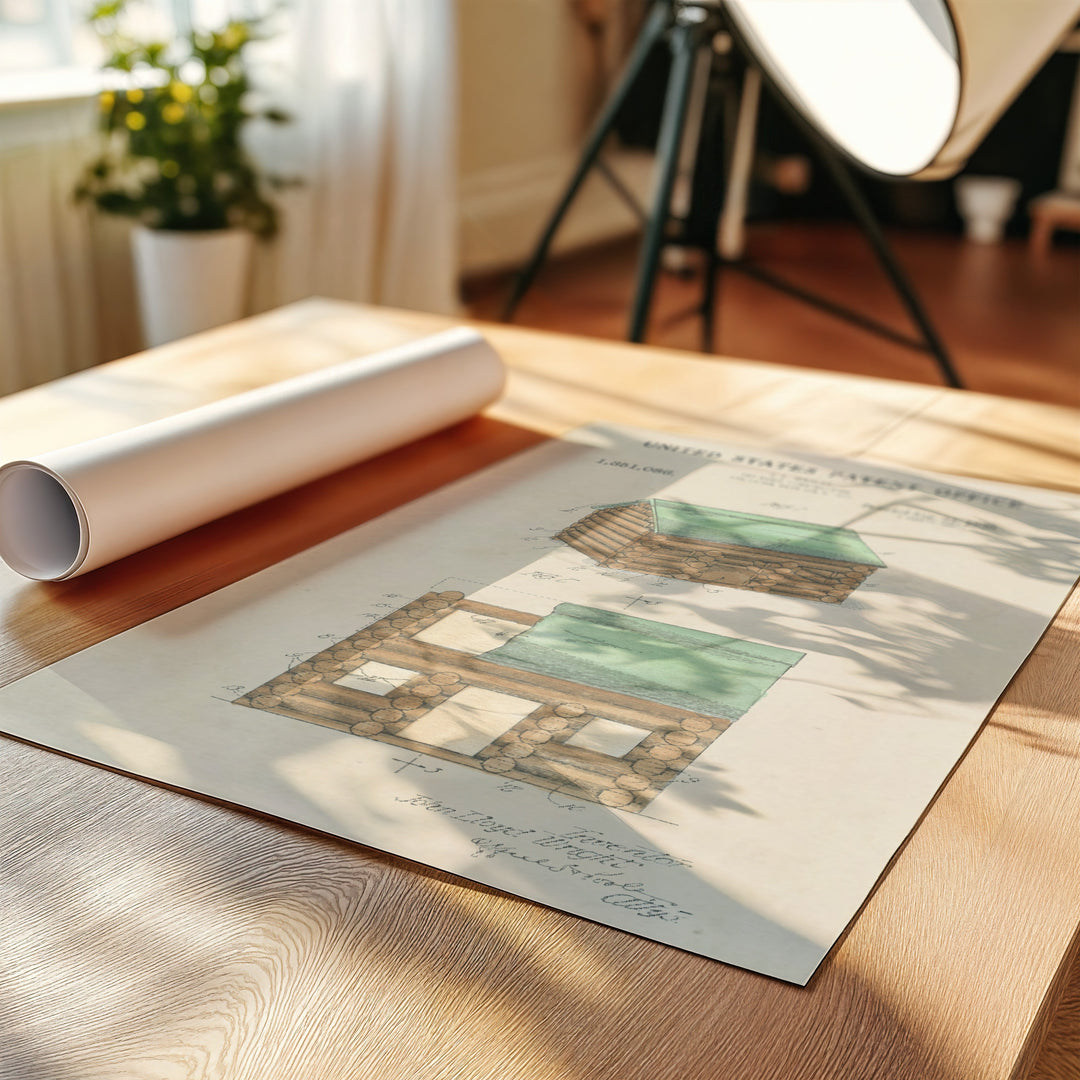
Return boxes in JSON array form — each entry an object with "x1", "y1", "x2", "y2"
[{"x1": 458, "y1": 148, "x2": 655, "y2": 277}]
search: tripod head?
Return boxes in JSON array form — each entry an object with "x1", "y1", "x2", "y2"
[{"x1": 665, "y1": 1, "x2": 729, "y2": 44}]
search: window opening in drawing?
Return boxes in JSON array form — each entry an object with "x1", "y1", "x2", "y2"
[
  {"x1": 397, "y1": 687, "x2": 542, "y2": 756},
  {"x1": 565, "y1": 717, "x2": 651, "y2": 757},
  {"x1": 334, "y1": 660, "x2": 417, "y2": 696},
  {"x1": 413, "y1": 609, "x2": 533, "y2": 654}
]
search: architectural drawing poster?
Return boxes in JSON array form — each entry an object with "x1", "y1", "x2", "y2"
[{"x1": 2, "y1": 425, "x2": 1079, "y2": 985}]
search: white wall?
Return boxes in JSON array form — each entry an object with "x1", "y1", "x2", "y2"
[{"x1": 456, "y1": 0, "x2": 652, "y2": 276}]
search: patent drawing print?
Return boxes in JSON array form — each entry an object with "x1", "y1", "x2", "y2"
[
  {"x1": 557, "y1": 500, "x2": 885, "y2": 603},
  {"x1": 235, "y1": 590, "x2": 803, "y2": 813}
]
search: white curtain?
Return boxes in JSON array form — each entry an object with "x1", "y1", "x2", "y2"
[
  {"x1": 251, "y1": 0, "x2": 461, "y2": 317},
  {"x1": 0, "y1": 98, "x2": 129, "y2": 397}
]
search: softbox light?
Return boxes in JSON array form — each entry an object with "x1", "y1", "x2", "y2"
[{"x1": 724, "y1": 0, "x2": 1080, "y2": 178}]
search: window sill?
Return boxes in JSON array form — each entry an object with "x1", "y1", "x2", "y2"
[
  {"x1": 0, "y1": 68, "x2": 104, "y2": 110},
  {"x1": 0, "y1": 65, "x2": 163, "y2": 110}
]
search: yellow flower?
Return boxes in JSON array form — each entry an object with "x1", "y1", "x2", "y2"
[
  {"x1": 220, "y1": 24, "x2": 246, "y2": 50},
  {"x1": 162, "y1": 102, "x2": 185, "y2": 124},
  {"x1": 161, "y1": 160, "x2": 180, "y2": 178},
  {"x1": 99, "y1": 91, "x2": 115, "y2": 111},
  {"x1": 170, "y1": 82, "x2": 193, "y2": 103},
  {"x1": 126, "y1": 88, "x2": 144, "y2": 104},
  {"x1": 125, "y1": 112, "x2": 146, "y2": 131}
]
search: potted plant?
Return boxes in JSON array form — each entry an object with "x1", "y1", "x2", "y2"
[{"x1": 75, "y1": 0, "x2": 289, "y2": 347}]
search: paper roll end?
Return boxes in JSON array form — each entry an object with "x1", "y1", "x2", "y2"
[{"x1": 0, "y1": 463, "x2": 87, "y2": 581}]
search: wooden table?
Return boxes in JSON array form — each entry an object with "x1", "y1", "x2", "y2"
[{"x1": 1, "y1": 298, "x2": 1078, "y2": 1080}]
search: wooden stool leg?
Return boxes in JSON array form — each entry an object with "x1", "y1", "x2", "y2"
[{"x1": 1029, "y1": 211, "x2": 1055, "y2": 257}]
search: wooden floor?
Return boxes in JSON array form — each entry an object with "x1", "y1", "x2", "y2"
[{"x1": 466, "y1": 222, "x2": 1080, "y2": 409}]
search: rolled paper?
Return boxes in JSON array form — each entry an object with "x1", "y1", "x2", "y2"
[{"x1": 0, "y1": 327, "x2": 505, "y2": 581}]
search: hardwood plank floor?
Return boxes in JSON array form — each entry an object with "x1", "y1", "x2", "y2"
[{"x1": 466, "y1": 222, "x2": 1080, "y2": 408}]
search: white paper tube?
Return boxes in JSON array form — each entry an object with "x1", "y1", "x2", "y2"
[{"x1": 0, "y1": 327, "x2": 505, "y2": 581}]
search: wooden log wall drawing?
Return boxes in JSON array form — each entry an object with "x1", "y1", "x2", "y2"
[
  {"x1": 557, "y1": 500, "x2": 884, "y2": 603},
  {"x1": 233, "y1": 590, "x2": 806, "y2": 814}
]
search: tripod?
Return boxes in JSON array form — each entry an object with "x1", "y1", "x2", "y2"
[{"x1": 502, "y1": 0, "x2": 964, "y2": 390}]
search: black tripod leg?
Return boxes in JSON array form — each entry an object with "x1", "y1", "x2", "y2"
[
  {"x1": 628, "y1": 17, "x2": 706, "y2": 343},
  {"x1": 814, "y1": 142, "x2": 964, "y2": 389},
  {"x1": 502, "y1": 0, "x2": 671, "y2": 321},
  {"x1": 700, "y1": 63, "x2": 744, "y2": 353},
  {"x1": 701, "y1": 248, "x2": 719, "y2": 351}
]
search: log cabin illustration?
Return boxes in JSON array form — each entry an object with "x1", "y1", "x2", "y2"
[
  {"x1": 556, "y1": 500, "x2": 885, "y2": 603},
  {"x1": 235, "y1": 590, "x2": 803, "y2": 813}
]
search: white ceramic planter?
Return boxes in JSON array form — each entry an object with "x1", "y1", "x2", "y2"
[
  {"x1": 954, "y1": 176, "x2": 1022, "y2": 244},
  {"x1": 131, "y1": 225, "x2": 254, "y2": 347}
]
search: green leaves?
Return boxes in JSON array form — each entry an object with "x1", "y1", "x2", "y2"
[
  {"x1": 87, "y1": 1, "x2": 125, "y2": 21},
  {"x1": 74, "y1": 0, "x2": 287, "y2": 238}
]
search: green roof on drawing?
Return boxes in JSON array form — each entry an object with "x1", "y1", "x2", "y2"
[
  {"x1": 647, "y1": 500, "x2": 885, "y2": 566},
  {"x1": 483, "y1": 603, "x2": 803, "y2": 720}
]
